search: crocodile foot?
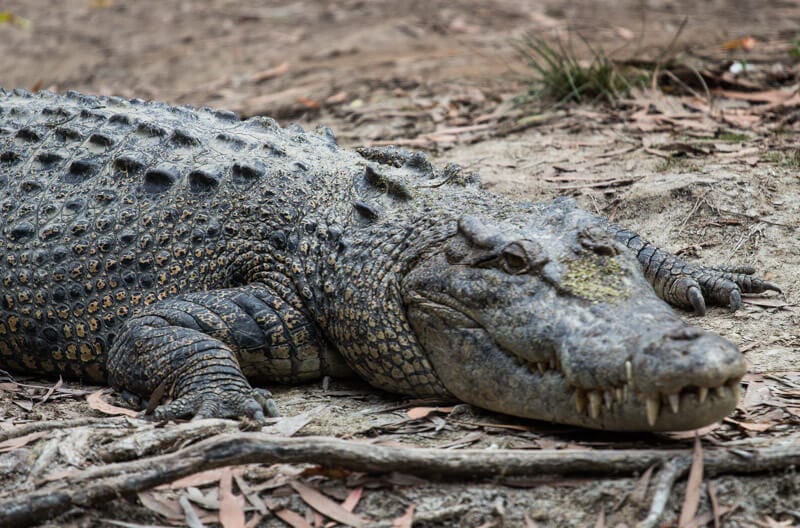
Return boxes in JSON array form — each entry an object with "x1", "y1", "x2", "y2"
[
  {"x1": 664, "y1": 263, "x2": 782, "y2": 315},
  {"x1": 145, "y1": 386, "x2": 278, "y2": 423}
]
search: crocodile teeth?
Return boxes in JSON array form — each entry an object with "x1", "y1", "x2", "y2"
[
  {"x1": 625, "y1": 361, "x2": 633, "y2": 383},
  {"x1": 645, "y1": 396, "x2": 660, "y2": 426},
  {"x1": 575, "y1": 389, "x2": 588, "y2": 414},
  {"x1": 615, "y1": 388, "x2": 624, "y2": 403},
  {"x1": 730, "y1": 382, "x2": 741, "y2": 402},
  {"x1": 714, "y1": 385, "x2": 729, "y2": 399},
  {"x1": 537, "y1": 362, "x2": 546, "y2": 374},
  {"x1": 588, "y1": 391, "x2": 602, "y2": 419},
  {"x1": 603, "y1": 391, "x2": 613, "y2": 410},
  {"x1": 668, "y1": 394, "x2": 680, "y2": 414},
  {"x1": 698, "y1": 387, "x2": 708, "y2": 404}
]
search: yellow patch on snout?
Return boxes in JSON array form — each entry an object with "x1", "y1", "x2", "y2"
[{"x1": 561, "y1": 253, "x2": 628, "y2": 304}]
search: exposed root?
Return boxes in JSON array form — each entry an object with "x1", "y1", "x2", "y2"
[
  {"x1": 0, "y1": 417, "x2": 129, "y2": 444},
  {"x1": 636, "y1": 459, "x2": 691, "y2": 528},
  {"x1": 0, "y1": 430, "x2": 798, "y2": 527}
]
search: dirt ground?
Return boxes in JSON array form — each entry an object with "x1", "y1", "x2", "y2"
[{"x1": 1, "y1": 1, "x2": 800, "y2": 527}]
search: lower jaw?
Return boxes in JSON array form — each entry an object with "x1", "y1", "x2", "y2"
[{"x1": 468, "y1": 372, "x2": 739, "y2": 432}]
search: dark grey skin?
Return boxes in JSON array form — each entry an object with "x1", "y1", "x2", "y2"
[{"x1": 0, "y1": 89, "x2": 780, "y2": 431}]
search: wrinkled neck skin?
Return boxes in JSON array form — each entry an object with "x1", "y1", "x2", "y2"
[{"x1": 284, "y1": 162, "x2": 745, "y2": 432}]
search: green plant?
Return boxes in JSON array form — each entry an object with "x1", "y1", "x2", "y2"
[
  {"x1": 515, "y1": 34, "x2": 646, "y2": 105},
  {"x1": 654, "y1": 156, "x2": 699, "y2": 173},
  {"x1": 717, "y1": 132, "x2": 749, "y2": 142},
  {"x1": 763, "y1": 150, "x2": 800, "y2": 168},
  {"x1": 790, "y1": 39, "x2": 800, "y2": 59}
]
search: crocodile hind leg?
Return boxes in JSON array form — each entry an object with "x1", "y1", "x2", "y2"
[
  {"x1": 610, "y1": 226, "x2": 782, "y2": 315},
  {"x1": 107, "y1": 282, "x2": 348, "y2": 422}
]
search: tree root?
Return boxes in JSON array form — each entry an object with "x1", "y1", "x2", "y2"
[
  {"x1": 636, "y1": 459, "x2": 690, "y2": 528},
  {"x1": 0, "y1": 417, "x2": 130, "y2": 444},
  {"x1": 1, "y1": 432, "x2": 797, "y2": 526}
]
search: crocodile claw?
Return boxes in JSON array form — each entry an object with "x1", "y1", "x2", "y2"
[
  {"x1": 254, "y1": 388, "x2": 280, "y2": 418},
  {"x1": 147, "y1": 387, "x2": 275, "y2": 424},
  {"x1": 687, "y1": 285, "x2": 706, "y2": 316},
  {"x1": 677, "y1": 264, "x2": 779, "y2": 314},
  {"x1": 728, "y1": 289, "x2": 741, "y2": 312}
]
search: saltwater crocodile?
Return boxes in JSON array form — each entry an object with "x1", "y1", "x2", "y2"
[{"x1": 0, "y1": 88, "x2": 779, "y2": 431}]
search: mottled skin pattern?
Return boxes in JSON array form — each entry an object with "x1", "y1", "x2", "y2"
[{"x1": 0, "y1": 89, "x2": 779, "y2": 431}]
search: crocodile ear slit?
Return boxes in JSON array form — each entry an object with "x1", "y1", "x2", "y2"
[
  {"x1": 353, "y1": 200, "x2": 381, "y2": 222},
  {"x1": 364, "y1": 165, "x2": 412, "y2": 200}
]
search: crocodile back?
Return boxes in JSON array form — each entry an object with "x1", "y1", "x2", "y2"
[{"x1": 0, "y1": 89, "x2": 340, "y2": 381}]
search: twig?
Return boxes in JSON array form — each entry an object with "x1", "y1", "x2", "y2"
[
  {"x1": 1, "y1": 434, "x2": 799, "y2": 526},
  {"x1": 677, "y1": 190, "x2": 710, "y2": 234},
  {"x1": 650, "y1": 16, "x2": 688, "y2": 90},
  {"x1": 0, "y1": 417, "x2": 130, "y2": 444},
  {"x1": 637, "y1": 458, "x2": 691, "y2": 528}
]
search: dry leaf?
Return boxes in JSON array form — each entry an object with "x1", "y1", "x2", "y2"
[
  {"x1": 707, "y1": 480, "x2": 721, "y2": 528},
  {"x1": 630, "y1": 464, "x2": 656, "y2": 503},
  {"x1": 406, "y1": 406, "x2": 454, "y2": 419},
  {"x1": 439, "y1": 431, "x2": 485, "y2": 449},
  {"x1": 722, "y1": 36, "x2": 757, "y2": 51},
  {"x1": 164, "y1": 469, "x2": 228, "y2": 491},
  {"x1": 234, "y1": 474, "x2": 268, "y2": 515},
  {"x1": 392, "y1": 503, "x2": 415, "y2": 528},
  {"x1": 138, "y1": 491, "x2": 183, "y2": 520},
  {"x1": 13, "y1": 399, "x2": 33, "y2": 412},
  {"x1": 0, "y1": 430, "x2": 47, "y2": 453},
  {"x1": 754, "y1": 515, "x2": 796, "y2": 527},
  {"x1": 683, "y1": 505, "x2": 735, "y2": 528},
  {"x1": 264, "y1": 404, "x2": 329, "y2": 437},
  {"x1": 39, "y1": 377, "x2": 63, "y2": 403},
  {"x1": 594, "y1": 507, "x2": 605, "y2": 528},
  {"x1": 179, "y1": 495, "x2": 205, "y2": 528},
  {"x1": 249, "y1": 62, "x2": 289, "y2": 83},
  {"x1": 290, "y1": 481, "x2": 367, "y2": 527},
  {"x1": 160, "y1": 467, "x2": 243, "y2": 490},
  {"x1": 86, "y1": 388, "x2": 139, "y2": 417},
  {"x1": 325, "y1": 92, "x2": 348, "y2": 105},
  {"x1": 340, "y1": 487, "x2": 363, "y2": 513},
  {"x1": 296, "y1": 97, "x2": 320, "y2": 110},
  {"x1": 615, "y1": 26, "x2": 634, "y2": 40},
  {"x1": 723, "y1": 418, "x2": 773, "y2": 432},
  {"x1": 664, "y1": 422, "x2": 722, "y2": 440},
  {"x1": 742, "y1": 297, "x2": 789, "y2": 309},
  {"x1": 679, "y1": 436, "x2": 704, "y2": 527},
  {"x1": 219, "y1": 468, "x2": 246, "y2": 528},
  {"x1": 785, "y1": 407, "x2": 800, "y2": 418},
  {"x1": 245, "y1": 513, "x2": 264, "y2": 528},
  {"x1": 273, "y1": 508, "x2": 312, "y2": 528}
]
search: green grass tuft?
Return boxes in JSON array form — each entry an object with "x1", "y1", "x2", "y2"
[
  {"x1": 763, "y1": 150, "x2": 800, "y2": 168},
  {"x1": 515, "y1": 35, "x2": 646, "y2": 105}
]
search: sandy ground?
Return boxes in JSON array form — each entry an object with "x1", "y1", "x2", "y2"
[{"x1": 1, "y1": 1, "x2": 799, "y2": 526}]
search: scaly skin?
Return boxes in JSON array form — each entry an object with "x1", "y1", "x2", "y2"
[{"x1": 0, "y1": 89, "x2": 780, "y2": 430}]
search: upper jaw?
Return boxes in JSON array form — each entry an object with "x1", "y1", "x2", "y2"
[{"x1": 502, "y1": 323, "x2": 746, "y2": 430}]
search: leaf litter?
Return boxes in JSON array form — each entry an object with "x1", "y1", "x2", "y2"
[{"x1": 1, "y1": 2, "x2": 800, "y2": 527}]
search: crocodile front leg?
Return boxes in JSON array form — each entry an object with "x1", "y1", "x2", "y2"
[
  {"x1": 611, "y1": 226, "x2": 781, "y2": 315},
  {"x1": 107, "y1": 282, "x2": 346, "y2": 421}
]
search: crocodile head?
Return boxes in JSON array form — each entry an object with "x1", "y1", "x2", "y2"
[{"x1": 401, "y1": 202, "x2": 746, "y2": 431}]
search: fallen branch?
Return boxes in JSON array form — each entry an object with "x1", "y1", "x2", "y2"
[
  {"x1": 636, "y1": 459, "x2": 690, "y2": 528},
  {"x1": 0, "y1": 417, "x2": 130, "y2": 444},
  {"x1": 1, "y1": 433, "x2": 797, "y2": 526}
]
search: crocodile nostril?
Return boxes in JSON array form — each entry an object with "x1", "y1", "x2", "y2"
[
  {"x1": 668, "y1": 327, "x2": 703, "y2": 341},
  {"x1": 578, "y1": 226, "x2": 620, "y2": 256}
]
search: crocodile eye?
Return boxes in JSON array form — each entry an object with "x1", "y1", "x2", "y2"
[{"x1": 501, "y1": 243, "x2": 529, "y2": 274}]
